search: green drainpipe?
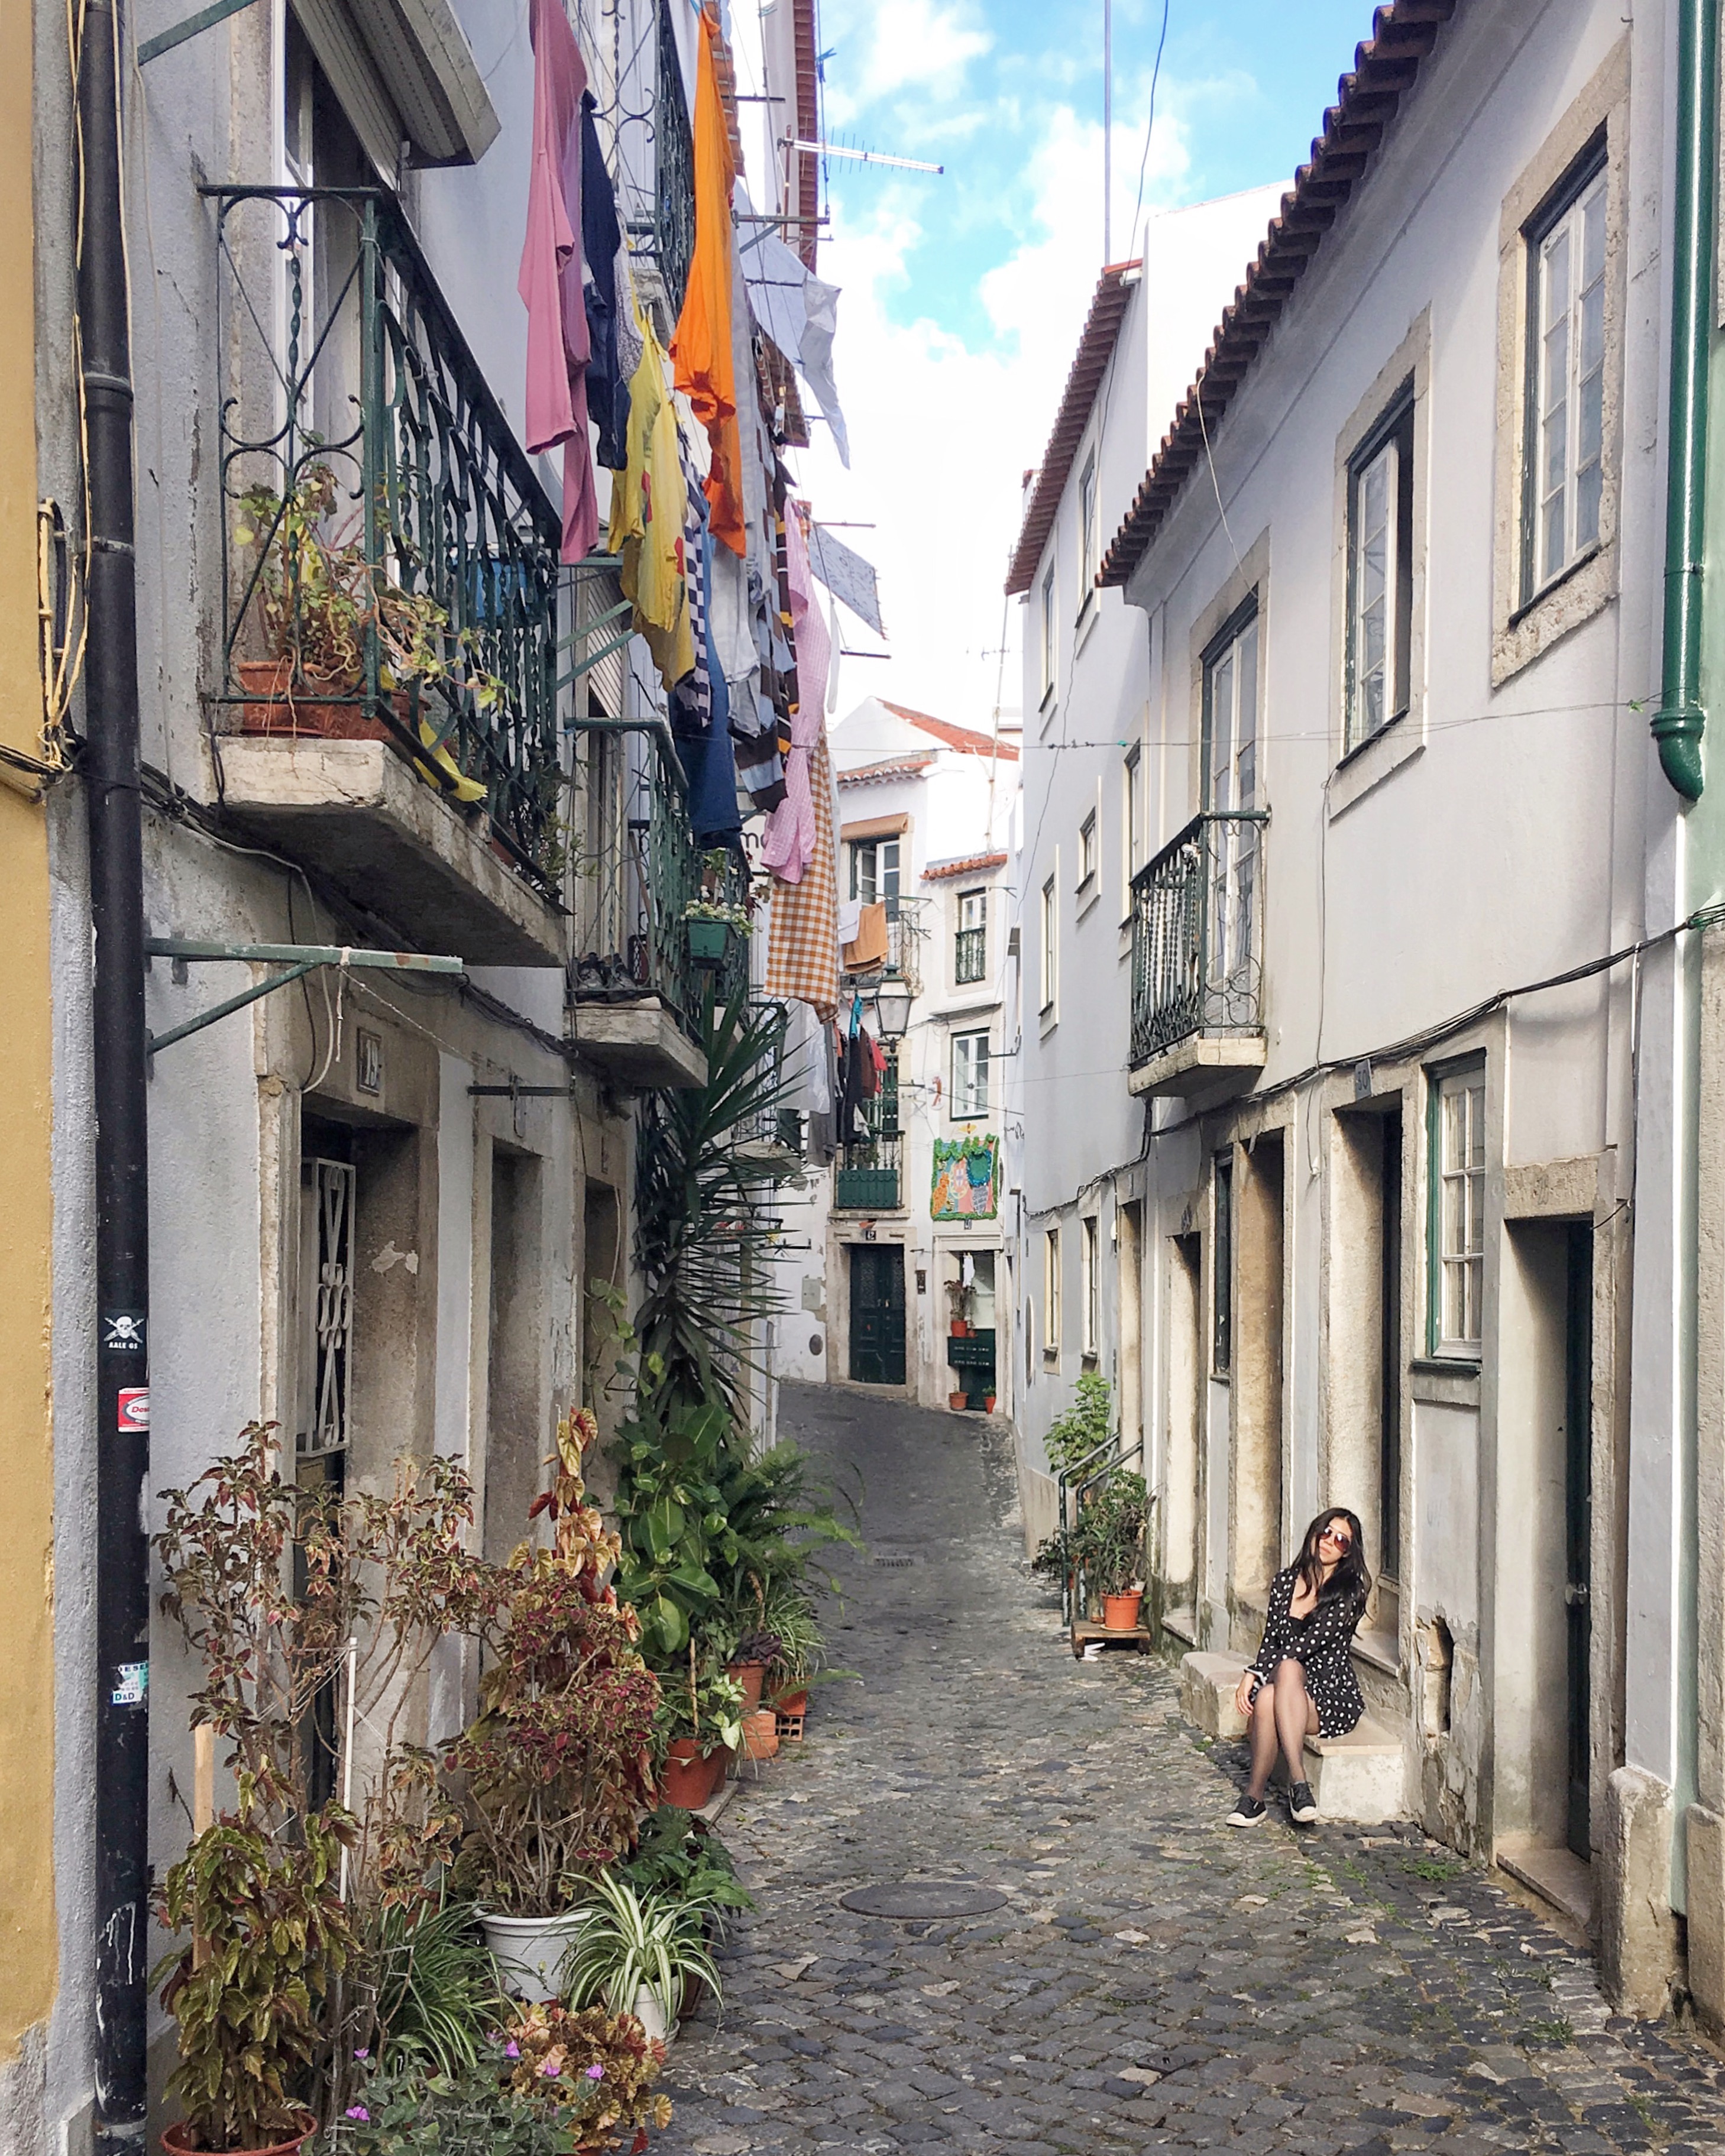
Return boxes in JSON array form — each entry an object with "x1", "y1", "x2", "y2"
[{"x1": 1652, "y1": 0, "x2": 1719, "y2": 801}]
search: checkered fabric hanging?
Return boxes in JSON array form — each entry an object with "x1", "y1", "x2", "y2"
[{"x1": 765, "y1": 729, "x2": 839, "y2": 1018}]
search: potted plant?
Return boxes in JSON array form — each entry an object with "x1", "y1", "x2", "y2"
[
  {"x1": 949, "y1": 1389, "x2": 967, "y2": 1412},
  {"x1": 155, "y1": 1805, "x2": 355, "y2": 2156},
  {"x1": 983, "y1": 1391, "x2": 997, "y2": 1414},
  {"x1": 944, "y1": 1277, "x2": 972, "y2": 1337},
  {"x1": 722, "y1": 1626, "x2": 781, "y2": 1711},
  {"x1": 683, "y1": 897, "x2": 750, "y2": 966},
  {"x1": 1076, "y1": 1466, "x2": 1150, "y2": 1631},
  {"x1": 564, "y1": 1870, "x2": 723, "y2": 2047},
  {"x1": 650, "y1": 1660, "x2": 745, "y2": 1811},
  {"x1": 448, "y1": 1413, "x2": 660, "y2": 2000}
]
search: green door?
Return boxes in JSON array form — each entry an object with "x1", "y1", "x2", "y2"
[
  {"x1": 849, "y1": 1244, "x2": 906, "y2": 1386},
  {"x1": 1564, "y1": 1223, "x2": 1594, "y2": 1860}
]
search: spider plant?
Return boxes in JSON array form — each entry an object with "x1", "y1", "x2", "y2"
[
  {"x1": 562, "y1": 1869, "x2": 723, "y2": 2027},
  {"x1": 371, "y1": 1889, "x2": 509, "y2": 2074}
]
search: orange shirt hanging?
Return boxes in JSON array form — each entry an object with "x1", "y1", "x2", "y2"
[{"x1": 671, "y1": 7, "x2": 746, "y2": 556}]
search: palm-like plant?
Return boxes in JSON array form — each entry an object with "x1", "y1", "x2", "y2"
[
  {"x1": 370, "y1": 1890, "x2": 507, "y2": 2076},
  {"x1": 562, "y1": 1869, "x2": 723, "y2": 2025}
]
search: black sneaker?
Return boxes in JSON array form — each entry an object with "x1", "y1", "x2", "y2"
[
  {"x1": 1226, "y1": 1795, "x2": 1267, "y2": 1828},
  {"x1": 1287, "y1": 1781, "x2": 1319, "y2": 1825}
]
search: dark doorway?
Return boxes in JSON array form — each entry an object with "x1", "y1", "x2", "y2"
[
  {"x1": 1564, "y1": 1222, "x2": 1594, "y2": 1860},
  {"x1": 1379, "y1": 1113, "x2": 1403, "y2": 1585},
  {"x1": 849, "y1": 1244, "x2": 906, "y2": 1385}
]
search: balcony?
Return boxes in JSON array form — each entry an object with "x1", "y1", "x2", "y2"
[
  {"x1": 207, "y1": 187, "x2": 568, "y2": 966},
  {"x1": 842, "y1": 894, "x2": 927, "y2": 995},
  {"x1": 1128, "y1": 811, "x2": 1268, "y2": 1099},
  {"x1": 567, "y1": 726, "x2": 750, "y2": 1089},
  {"x1": 835, "y1": 1135, "x2": 903, "y2": 1212}
]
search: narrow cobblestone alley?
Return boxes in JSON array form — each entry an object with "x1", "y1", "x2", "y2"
[{"x1": 663, "y1": 1386, "x2": 1725, "y2": 2156}]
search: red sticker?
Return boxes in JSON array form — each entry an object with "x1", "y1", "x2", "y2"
[{"x1": 118, "y1": 1387, "x2": 149, "y2": 1432}]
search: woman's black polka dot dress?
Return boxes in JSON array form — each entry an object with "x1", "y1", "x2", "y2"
[{"x1": 1245, "y1": 1566, "x2": 1367, "y2": 1737}]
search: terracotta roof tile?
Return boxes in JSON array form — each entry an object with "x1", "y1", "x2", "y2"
[
  {"x1": 836, "y1": 755, "x2": 935, "y2": 786},
  {"x1": 1099, "y1": 0, "x2": 1460, "y2": 589},
  {"x1": 879, "y1": 701, "x2": 1020, "y2": 760},
  {"x1": 923, "y1": 851, "x2": 1008, "y2": 882}
]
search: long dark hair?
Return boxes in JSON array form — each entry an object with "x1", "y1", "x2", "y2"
[{"x1": 1293, "y1": 1507, "x2": 1370, "y2": 1604}]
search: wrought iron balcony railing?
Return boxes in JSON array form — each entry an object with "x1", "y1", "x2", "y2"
[
  {"x1": 842, "y1": 893, "x2": 927, "y2": 993},
  {"x1": 209, "y1": 186, "x2": 567, "y2": 898},
  {"x1": 1129, "y1": 810, "x2": 1269, "y2": 1068},
  {"x1": 568, "y1": 726, "x2": 749, "y2": 1042},
  {"x1": 835, "y1": 1136, "x2": 902, "y2": 1212},
  {"x1": 954, "y1": 925, "x2": 987, "y2": 985}
]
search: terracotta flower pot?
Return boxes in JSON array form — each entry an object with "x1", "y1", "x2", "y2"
[
  {"x1": 949, "y1": 1390, "x2": 967, "y2": 1411},
  {"x1": 770, "y1": 1685, "x2": 808, "y2": 1718},
  {"x1": 659, "y1": 1738, "x2": 719, "y2": 1810},
  {"x1": 742, "y1": 1706, "x2": 779, "y2": 1760},
  {"x1": 162, "y1": 2113, "x2": 316, "y2": 2156},
  {"x1": 727, "y1": 1659, "x2": 768, "y2": 1710},
  {"x1": 235, "y1": 658, "x2": 391, "y2": 741},
  {"x1": 1102, "y1": 1591, "x2": 1143, "y2": 1631},
  {"x1": 983, "y1": 1394, "x2": 996, "y2": 1413}
]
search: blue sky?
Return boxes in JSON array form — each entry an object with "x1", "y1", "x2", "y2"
[{"x1": 763, "y1": 0, "x2": 1382, "y2": 730}]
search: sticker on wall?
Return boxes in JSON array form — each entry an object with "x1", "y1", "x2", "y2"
[
  {"x1": 118, "y1": 1387, "x2": 149, "y2": 1433},
  {"x1": 931, "y1": 1136, "x2": 1000, "y2": 1221},
  {"x1": 103, "y1": 1312, "x2": 146, "y2": 1352},
  {"x1": 111, "y1": 1661, "x2": 148, "y2": 1707}
]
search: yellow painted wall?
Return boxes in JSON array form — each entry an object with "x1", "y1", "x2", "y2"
[{"x1": 0, "y1": 0, "x2": 59, "y2": 2073}]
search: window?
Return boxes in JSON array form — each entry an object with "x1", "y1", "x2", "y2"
[
  {"x1": 1043, "y1": 1229, "x2": 1061, "y2": 1359},
  {"x1": 1079, "y1": 454, "x2": 1098, "y2": 600},
  {"x1": 954, "y1": 888, "x2": 986, "y2": 985},
  {"x1": 1122, "y1": 743, "x2": 1142, "y2": 908},
  {"x1": 1212, "y1": 1153, "x2": 1232, "y2": 1375},
  {"x1": 1039, "y1": 874, "x2": 1057, "y2": 1015},
  {"x1": 849, "y1": 836, "x2": 900, "y2": 905},
  {"x1": 1077, "y1": 810, "x2": 1096, "y2": 889},
  {"x1": 1040, "y1": 566, "x2": 1056, "y2": 704},
  {"x1": 1525, "y1": 151, "x2": 1607, "y2": 602},
  {"x1": 1346, "y1": 392, "x2": 1415, "y2": 750},
  {"x1": 1430, "y1": 1065, "x2": 1487, "y2": 1358},
  {"x1": 1201, "y1": 603, "x2": 1261, "y2": 1006},
  {"x1": 1081, "y1": 1216, "x2": 1099, "y2": 1359},
  {"x1": 951, "y1": 1031, "x2": 990, "y2": 1118}
]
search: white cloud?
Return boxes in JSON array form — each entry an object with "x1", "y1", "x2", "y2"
[{"x1": 822, "y1": 0, "x2": 993, "y2": 122}]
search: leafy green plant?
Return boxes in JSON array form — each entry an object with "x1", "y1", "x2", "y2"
[
  {"x1": 562, "y1": 1869, "x2": 723, "y2": 2025},
  {"x1": 683, "y1": 898, "x2": 750, "y2": 929},
  {"x1": 1044, "y1": 1372, "x2": 1115, "y2": 1480},
  {"x1": 1073, "y1": 1468, "x2": 1149, "y2": 1598},
  {"x1": 370, "y1": 1890, "x2": 506, "y2": 2076},
  {"x1": 652, "y1": 1659, "x2": 745, "y2": 1762},
  {"x1": 619, "y1": 1809, "x2": 755, "y2": 1925},
  {"x1": 154, "y1": 1802, "x2": 356, "y2": 2151},
  {"x1": 501, "y1": 2002, "x2": 672, "y2": 2142}
]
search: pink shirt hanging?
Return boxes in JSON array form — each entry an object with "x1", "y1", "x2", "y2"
[
  {"x1": 518, "y1": 0, "x2": 599, "y2": 564},
  {"x1": 761, "y1": 502, "x2": 832, "y2": 882}
]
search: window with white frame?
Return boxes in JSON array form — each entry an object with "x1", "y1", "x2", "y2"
[
  {"x1": 849, "y1": 835, "x2": 900, "y2": 905},
  {"x1": 1040, "y1": 566, "x2": 1056, "y2": 703},
  {"x1": 1077, "y1": 809, "x2": 1096, "y2": 889},
  {"x1": 1043, "y1": 1228, "x2": 1061, "y2": 1358},
  {"x1": 1079, "y1": 454, "x2": 1098, "y2": 600},
  {"x1": 1431, "y1": 1065, "x2": 1487, "y2": 1358},
  {"x1": 1346, "y1": 391, "x2": 1415, "y2": 750},
  {"x1": 951, "y1": 1030, "x2": 990, "y2": 1118},
  {"x1": 954, "y1": 888, "x2": 986, "y2": 985},
  {"x1": 1122, "y1": 743, "x2": 1142, "y2": 910},
  {"x1": 1525, "y1": 151, "x2": 1607, "y2": 603},
  {"x1": 1081, "y1": 1216, "x2": 1099, "y2": 1359},
  {"x1": 1040, "y1": 873, "x2": 1057, "y2": 1015}
]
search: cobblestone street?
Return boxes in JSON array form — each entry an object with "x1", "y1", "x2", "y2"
[{"x1": 664, "y1": 1385, "x2": 1725, "y2": 2156}]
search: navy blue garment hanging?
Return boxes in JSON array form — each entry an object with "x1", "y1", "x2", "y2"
[
  {"x1": 671, "y1": 523, "x2": 743, "y2": 846},
  {"x1": 580, "y1": 91, "x2": 627, "y2": 471}
]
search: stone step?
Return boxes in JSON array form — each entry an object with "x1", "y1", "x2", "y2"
[{"x1": 1177, "y1": 1649, "x2": 1407, "y2": 1823}]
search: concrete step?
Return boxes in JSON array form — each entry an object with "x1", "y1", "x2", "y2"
[{"x1": 1177, "y1": 1649, "x2": 1407, "y2": 1822}]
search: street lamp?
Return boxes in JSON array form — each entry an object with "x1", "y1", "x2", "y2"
[{"x1": 872, "y1": 976, "x2": 914, "y2": 1039}]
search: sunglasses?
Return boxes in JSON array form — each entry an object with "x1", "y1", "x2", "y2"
[{"x1": 1319, "y1": 1526, "x2": 1354, "y2": 1550}]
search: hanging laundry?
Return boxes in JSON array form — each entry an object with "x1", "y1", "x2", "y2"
[
  {"x1": 837, "y1": 898, "x2": 860, "y2": 947},
  {"x1": 765, "y1": 730, "x2": 840, "y2": 1018},
  {"x1": 760, "y1": 498, "x2": 831, "y2": 883},
  {"x1": 580, "y1": 92, "x2": 627, "y2": 471},
  {"x1": 736, "y1": 200, "x2": 851, "y2": 468},
  {"x1": 517, "y1": 0, "x2": 598, "y2": 563},
  {"x1": 842, "y1": 901, "x2": 888, "y2": 973},
  {"x1": 671, "y1": 7, "x2": 746, "y2": 555},
  {"x1": 607, "y1": 311, "x2": 694, "y2": 689},
  {"x1": 800, "y1": 274, "x2": 850, "y2": 467}
]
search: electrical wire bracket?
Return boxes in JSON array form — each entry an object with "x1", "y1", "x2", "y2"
[{"x1": 143, "y1": 939, "x2": 463, "y2": 1055}]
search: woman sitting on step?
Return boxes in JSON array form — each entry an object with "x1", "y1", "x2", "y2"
[{"x1": 1226, "y1": 1507, "x2": 1370, "y2": 1829}]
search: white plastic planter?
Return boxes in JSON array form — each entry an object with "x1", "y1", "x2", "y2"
[
  {"x1": 479, "y1": 1908, "x2": 590, "y2": 2002},
  {"x1": 632, "y1": 1987, "x2": 674, "y2": 2046}
]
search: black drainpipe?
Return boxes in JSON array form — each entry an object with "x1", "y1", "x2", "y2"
[{"x1": 78, "y1": 0, "x2": 152, "y2": 2147}]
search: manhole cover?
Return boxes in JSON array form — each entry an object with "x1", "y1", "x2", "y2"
[{"x1": 840, "y1": 1883, "x2": 1007, "y2": 1919}]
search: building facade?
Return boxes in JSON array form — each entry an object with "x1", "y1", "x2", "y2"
[
  {"x1": 1007, "y1": 0, "x2": 1699, "y2": 2008},
  {"x1": 774, "y1": 697, "x2": 1020, "y2": 1417}
]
